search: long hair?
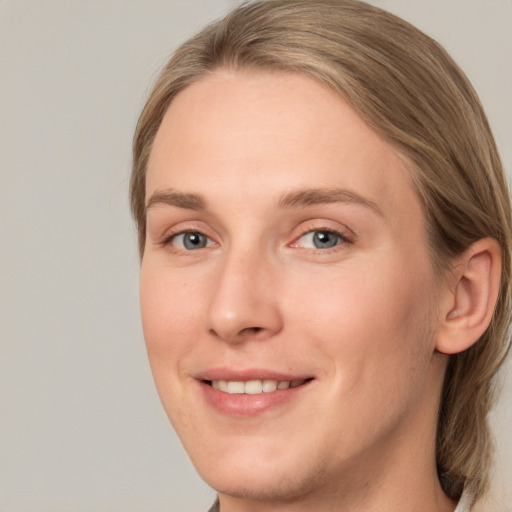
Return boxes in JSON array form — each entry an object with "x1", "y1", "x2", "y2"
[{"x1": 130, "y1": 0, "x2": 512, "y2": 501}]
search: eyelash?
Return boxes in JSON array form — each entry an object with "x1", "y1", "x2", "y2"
[
  {"x1": 292, "y1": 226, "x2": 354, "y2": 251},
  {"x1": 160, "y1": 230, "x2": 216, "y2": 251},
  {"x1": 159, "y1": 226, "x2": 354, "y2": 253}
]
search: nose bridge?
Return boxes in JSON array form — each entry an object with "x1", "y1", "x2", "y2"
[{"x1": 206, "y1": 241, "x2": 282, "y2": 343}]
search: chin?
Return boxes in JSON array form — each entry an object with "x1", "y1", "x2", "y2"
[
  {"x1": 191, "y1": 444, "x2": 330, "y2": 504},
  {"x1": 202, "y1": 465, "x2": 320, "y2": 504}
]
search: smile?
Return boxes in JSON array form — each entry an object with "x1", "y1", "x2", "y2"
[
  {"x1": 200, "y1": 375, "x2": 315, "y2": 416},
  {"x1": 208, "y1": 379, "x2": 309, "y2": 394}
]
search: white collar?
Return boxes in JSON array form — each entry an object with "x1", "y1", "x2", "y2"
[{"x1": 454, "y1": 487, "x2": 474, "y2": 512}]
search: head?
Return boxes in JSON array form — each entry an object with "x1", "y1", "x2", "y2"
[{"x1": 131, "y1": 0, "x2": 512, "y2": 503}]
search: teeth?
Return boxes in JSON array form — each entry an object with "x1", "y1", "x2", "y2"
[
  {"x1": 262, "y1": 379, "x2": 278, "y2": 393},
  {"x1": 210, "y1": 379, "x2": 306, "y2": 394},
  {"x1": 245, "y1": 380, "x2": 262, "y2": 394},
  {"x1": 226, "y1": 381, "x2": 245, "y2": 394}
]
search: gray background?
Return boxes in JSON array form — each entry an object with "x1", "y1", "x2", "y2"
[{"x1": 1, "y1": 1, "x2": 510, "y2": 511}]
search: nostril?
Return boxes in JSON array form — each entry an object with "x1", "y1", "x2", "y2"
[{"x1": 242, "y1": 326, "x2": 263, "y2": 336}]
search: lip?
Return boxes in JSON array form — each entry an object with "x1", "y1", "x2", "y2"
[
  {"x1": 195, "y1": 367, "x2": 315, "y2": 417},
  {"x1": 197, "y1": 367, "x2": 312, "y2": 382}
]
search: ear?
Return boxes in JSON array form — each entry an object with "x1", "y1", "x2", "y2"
[{"x1": 436, "y1": 238, "x2": 502, "y2": 355}]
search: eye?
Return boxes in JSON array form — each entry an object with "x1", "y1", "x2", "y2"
[
  {"x1": 295, "y1": 230, "x2": 345, "y2": 249},
  {"x1": 169, "y1": 231, "x2": 214, "y2": 250}
]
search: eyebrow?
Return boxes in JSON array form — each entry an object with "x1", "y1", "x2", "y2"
[
  {"x1": 277, "y1": 187, "x2": 384, "y2": 216},
  {"x1": 145, "y1": 186, "x2": 383, "y2": 216},
  {"x1": 146, "y1": 189, "x2": 206, "y2": 211}
]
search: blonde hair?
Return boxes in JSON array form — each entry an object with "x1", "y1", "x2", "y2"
[{"x1": 130, "y1": 0, "x2": 512, "y2": 501}]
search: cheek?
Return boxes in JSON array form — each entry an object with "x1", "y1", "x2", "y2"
[
  {"x1": 286, "y1": 254, "x2": 436, "y2": 381},
  {"x1": 139, "y1": 263, "x2": 213, "y2": 431},
  {"x1": 139, "y1": 264, "x2": 206, "y2": 369}
]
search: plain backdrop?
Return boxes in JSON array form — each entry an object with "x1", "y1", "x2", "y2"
[{"x1": 1, "y1": 1, "x2": 510, "y2": 511}]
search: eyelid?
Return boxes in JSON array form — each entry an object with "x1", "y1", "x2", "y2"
[
  {"x1": 152, "y1": 219, "x2": 355, "y2": 253},
  {"x1": 174, "y1": 231, "x2": 215, "y2": 248},
  {"x1": 161, "y1": 229, "x2": 217, "y2": 248},
  {"x1": 153, "y1": 218, "x2": 220, "y2": 253},
  {"x1": 289, "y1": 223, "x2": 356, "y2": 250}
]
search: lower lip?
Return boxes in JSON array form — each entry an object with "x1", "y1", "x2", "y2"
[{"x1": 199, "y1": 381, "x2": 312, "y2": 417}]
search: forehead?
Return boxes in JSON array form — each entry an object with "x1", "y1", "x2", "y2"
[{"x1": 146, "y1": 69, "x2": 423, "y2": 228}]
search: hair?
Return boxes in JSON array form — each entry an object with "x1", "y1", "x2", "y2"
[{"x1": 130, "y1": 0, "x2": 512, "y2": 502}]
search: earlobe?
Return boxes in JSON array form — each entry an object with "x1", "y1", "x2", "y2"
[{"x1": 436, "y1": 238, "x2": 502, "y2": 355}]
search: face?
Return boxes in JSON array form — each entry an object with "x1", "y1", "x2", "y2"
[{"x1": 140, "y1": 70, "x2": 446, "y2": 504}]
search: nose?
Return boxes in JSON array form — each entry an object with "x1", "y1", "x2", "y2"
[{"x1": 206, "y1": 248, "x2": 283, "y2": 344}]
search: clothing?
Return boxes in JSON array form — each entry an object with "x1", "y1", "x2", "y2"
[
  {"x1": 207, "y1": 488, "x2": 473, "y2": 512},
  {"x1": 454, "y1": 487, "x2": 474, "y2": 512},
  {"x1": 207, "y1": 498, "x2": 219, "y2": 512}
]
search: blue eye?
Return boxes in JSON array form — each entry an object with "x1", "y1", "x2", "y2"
[
  {"x1": 298, "y1": 230, "x2": 343, "y2": 249},
  {"x1": 171, "y1": 232, "x2": 211, "y2": 250}
]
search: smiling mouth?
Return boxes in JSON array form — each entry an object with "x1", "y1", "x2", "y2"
[{"x1": 204, "y1": 378, "x2": 314, "y2": 394}]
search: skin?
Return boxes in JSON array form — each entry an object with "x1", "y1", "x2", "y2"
[{"x1": 140, "y1": 69, "x2": 458, "y2": 512}]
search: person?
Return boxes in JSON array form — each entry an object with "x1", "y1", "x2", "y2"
[{"x1": 129, "y1": 1, "x2": 512, "y2": 510}]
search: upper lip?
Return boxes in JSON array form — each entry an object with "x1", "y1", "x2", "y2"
[{"x1": 195, "y1": 368, "x2": 314, "y2": 382}]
